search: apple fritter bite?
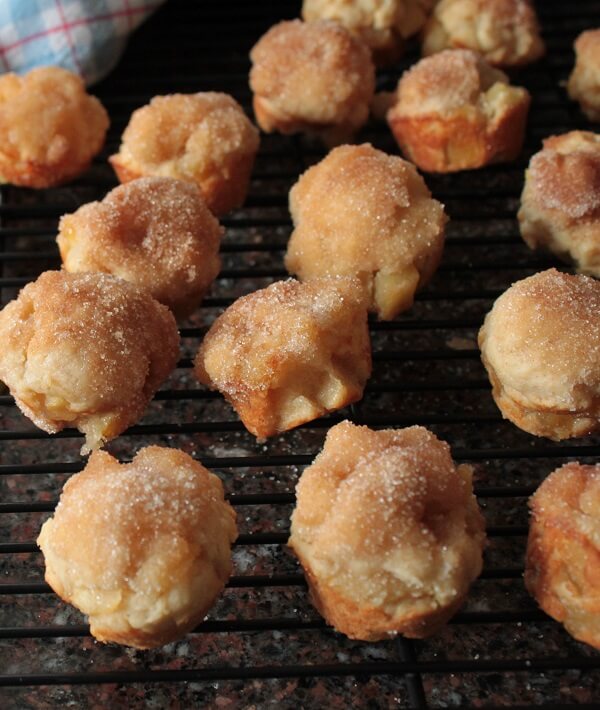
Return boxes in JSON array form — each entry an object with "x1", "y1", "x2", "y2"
[
  {"x1": 302, "y1": 0, "x2": 435, "y2": 65},
  {"x1": 289, "y1": 422, "x2": 486, "y2": 640},
  {"x1": 518, "y1": 131, "x2": 600, "y2": 278},
  {"x1": 285, "y1": 143, "x2": 447, "y2": 319},
  {"x1": 0, "y1": 271, "x2": 180, "y2": 454},
  {"x1": 422, "y1": 0, "x2": 545, "y2": 68},
  {"x1": 387, "y1": 49, "x2": 530, "y2": 173},
  {"x1": 249, "y1": 19, "x2": 375, "y2": 145},
  {"x1": 567, "y1": 29, "x2": 600, "y2": 122},
  {"x1": 526, "y1": 462, "x2": 600, "y2": 651},
  {"x1": 0, "y1": 66, "x2": 109, "y2": 188},
  {"x1": 478, "y1": 269, "x2": 600, "y2": 441},
  {"x1": 58, "y1": 176, "x2": 223, "y2": 319},
  {"x1": 38, "y1": 446, "x2": 237, "y2": 649},
  {"x1": 194, "y1": 277, "x2": 371, "y2": 438},
  {"x1": 110, "y1": 92, "x2": 259, "y2": 216}
]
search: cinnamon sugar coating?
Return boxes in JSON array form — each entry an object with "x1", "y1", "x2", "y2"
[
  {"x1": 289, "y1": 422, "x2": 486, "y2": 641},
  {"x1": 302, "y1": 0, "x2": 435, "y2": 65},
  {"x1": 58, "y1": 177, "x2": 223, "y2": 319},
  {"x1": 518, "y1": 131, "x2": 600, "y2": 278},
  {"x1": 249, "y1": 20, "x2": 375, "y2": 145},
  {"x1": 194, "y1": 278, "x2": 371, "y2": 439},
  {"x1": 525, "y1": 462, "x2": 600, "y2": 650},
  {"x1": 38, "y1": 447, "x2": 237, "y2": 649},
  {"x1": 568, "y1": 29, "x2": 600, "y2": 122},
  {"x1": 0, "y1": 271, "x2": 180, "y2": 454},
  {"x1": 109, "y1": 93, "x2": 259, "y2": 216},
  {"x1": 387, "y1": 49, "x2": 530, "y2": 172},
  {"x1": 422, "y1": 0, "x2": 545, "y2": 68},
  {"x1": 285, "y1": 144, "x2": 447, "y2": 319},
  {"x1": 0, "y1": 66, "x2": 109, "y2": 188},
  {"x1": 478, "y1": 269, "x2": 600, "y2": 441}
]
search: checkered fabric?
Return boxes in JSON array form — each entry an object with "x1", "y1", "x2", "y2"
[{"x1": 0, "y1": 0, "x2": 166, "y2": 85}]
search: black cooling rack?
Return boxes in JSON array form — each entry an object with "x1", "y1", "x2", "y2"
[{"x1": 1, "y1": 1, "x2": 600, "y2": 707}]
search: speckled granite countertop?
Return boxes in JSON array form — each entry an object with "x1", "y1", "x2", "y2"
[{"x1": 1, "y1": 0, "x2": 600, "y2": 707}]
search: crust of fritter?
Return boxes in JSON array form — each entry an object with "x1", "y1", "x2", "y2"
[{"x1": 108, "y1": 158, "x2": 142, "y2": 185}]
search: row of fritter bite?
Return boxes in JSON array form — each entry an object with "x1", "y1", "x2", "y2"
[
  {"x1": 250, "y1": 0, "x2": 599, "y2": 153},
  {"x1": 0, "y1": 10, "x2": 598, "y2": 191},
  {"x1": 248, "y1": 11, "x2": 600, "y2": 171},
  {"x1": 1, "y1": 139, "x2": 599, "y2": 451},
  {"x1": 36, "y1": 427, "x2": 600, "y2": 654}
]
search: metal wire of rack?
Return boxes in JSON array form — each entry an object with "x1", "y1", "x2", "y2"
[{"x1": 1, "y1": 0, "x2": 600, "y2": 707}]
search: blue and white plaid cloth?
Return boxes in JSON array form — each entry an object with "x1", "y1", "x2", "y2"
[{"x1": 0, "y1": 0, "x2": 166, "y2": 85}]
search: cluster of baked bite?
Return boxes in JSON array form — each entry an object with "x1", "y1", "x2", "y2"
[{"x1": 0, "y1": 0, "x2": 598, "y2": 654}]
